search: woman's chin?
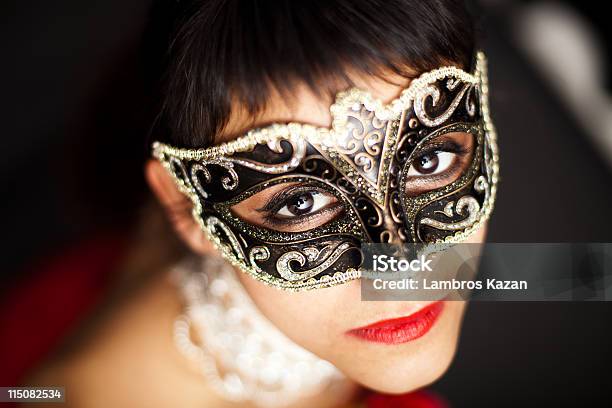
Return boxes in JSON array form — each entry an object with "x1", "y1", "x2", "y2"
[
  {"x1": 349, "y1": 345, "x2": 456, "y2": 394},
  {"x1": 330, "y1": 301, "x2": 465, "y2": 394}
]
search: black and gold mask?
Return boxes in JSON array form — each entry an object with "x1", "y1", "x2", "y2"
[{"x1": 153, "y1": 52, "x2": 499, "y2": 291}]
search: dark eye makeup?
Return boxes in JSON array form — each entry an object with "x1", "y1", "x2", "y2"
[
  {"x1": 405, "y1": 135, "x2": 474, "y2": 196},
  {"x1": 256, "y1": 185, "x2": 344, "y2": 228}
]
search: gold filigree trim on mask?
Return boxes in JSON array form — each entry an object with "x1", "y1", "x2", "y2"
[
  {"x1": 204, "y1": 215, "x2": 362, "y2": 291},
  {"x1": 430, "y1": 52, "x2": 499, "y2": 245}
]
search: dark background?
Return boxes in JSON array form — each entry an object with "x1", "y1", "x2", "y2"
[{"x1": 1, "y1": 0, "x2": 611, "y2": 406}]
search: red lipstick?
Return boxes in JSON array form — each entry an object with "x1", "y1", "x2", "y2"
[{"x1": 347, "y1": 301, "x2": 444, "y2": 344}]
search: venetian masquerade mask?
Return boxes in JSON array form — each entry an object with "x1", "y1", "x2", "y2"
[{"x1": 153, "y1": 51, "x2": 499, "y2": 291}]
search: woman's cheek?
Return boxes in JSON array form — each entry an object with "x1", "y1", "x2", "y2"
[{"x1": 236, "y1": 268, "x2": 356, "y2": 356}]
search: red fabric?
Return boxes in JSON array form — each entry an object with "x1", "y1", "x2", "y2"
[
  {"x1": 0, "y1": 233, "x2": 127, "y2": 386},
  {"x1": 365, "y1": 389, "x2": 449, "y2": 408}
]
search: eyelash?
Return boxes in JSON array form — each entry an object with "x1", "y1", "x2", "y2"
[
  {"x1": 416, "y1": 140, "x2": 468, "y2": 161},
  {"x1": 257, "y1": 186, "x2": 342, "y2": 226},
  {"x1": 410, "y1": 140, "x2": 469, "y2": 178}
]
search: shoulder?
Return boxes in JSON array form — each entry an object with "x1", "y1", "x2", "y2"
[{"x1": 25, "y1": 273, "x2": 218, "y2": 407}]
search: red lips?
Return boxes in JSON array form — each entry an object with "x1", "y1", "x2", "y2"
[{"x1": 347, "y1": 301, "x2": 444, "y2": 344}]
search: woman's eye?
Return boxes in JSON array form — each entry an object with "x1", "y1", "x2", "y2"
[
  {"x1": 276, "y1": 191, "x2": 333, "y2": 218},
  {"x1": 230, "y1": 183, "x2": 345, "y2": 233},
  {"x1": 404, "y1": 132, "x2": 475, "y2": 197},
  {"x1": 408, "y1": 151, "x2": 456, "y2": 177}
]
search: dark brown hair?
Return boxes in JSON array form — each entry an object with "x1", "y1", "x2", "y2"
[{"x1": 156, "y1": 0, "x2": 476, "y2": 148}]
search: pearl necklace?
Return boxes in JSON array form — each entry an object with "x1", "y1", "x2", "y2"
[{"x1": 172, "y1": 256, "x2": 344, "y2": 407}]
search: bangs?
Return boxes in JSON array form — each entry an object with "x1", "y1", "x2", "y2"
[{"x1": 158, "y1": 0, "x2": 475, "y2": 148}]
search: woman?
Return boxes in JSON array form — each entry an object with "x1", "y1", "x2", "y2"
[{"x1": 30, "y1": 1, "x2": 498, "y2": 406}]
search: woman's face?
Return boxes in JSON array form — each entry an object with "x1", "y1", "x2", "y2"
[
  {"x1": 216, "y1": 73, "x2": 487, "y2": 393},
  {"x1": 147, "y1": 67, "x2": 489, "y2": 394}
]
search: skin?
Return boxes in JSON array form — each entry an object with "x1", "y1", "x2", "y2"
[{"x1": 146, "y1": 71, "x2": 488, "y2": 397}]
